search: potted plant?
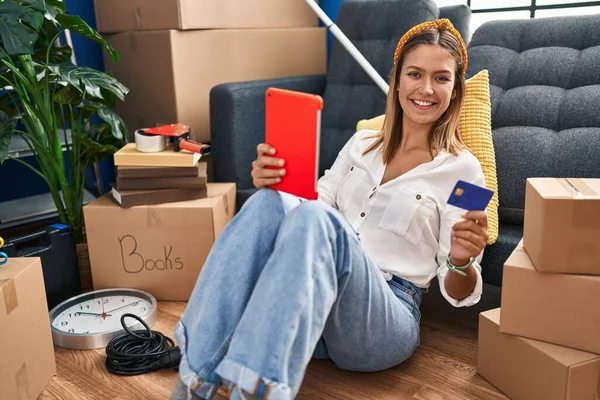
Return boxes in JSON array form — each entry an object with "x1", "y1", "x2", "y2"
[{"x1": 0, "y1": 0, "x2": 128, "y2": 287}]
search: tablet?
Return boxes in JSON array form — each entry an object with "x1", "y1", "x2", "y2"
[{"x1": 265, "y1": 87, "x2": 323, "y2": 200}]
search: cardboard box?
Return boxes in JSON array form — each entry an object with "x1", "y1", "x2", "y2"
[
  {"x1": 103, "y1": 28, "x2": 327, "y2": 143},
  {"x1": 94, "y1": 0, "x2": 319, "y2": 33},
  {"x1": 104, "y1": 27, "x2": 327, "y2": 142},
  {"x1": 83, "y1": 183, "x2": 236, "y2": 300},
  {"x1": 0, "y1": 258, "x2": 56, "y2": 400},
  {"x1": 523, "y1": 178, "x2": 600, "y2": 275},
  {"x1": 478, "y1": 308, "x2": 600, "y2": 400},
  {"x1": 500, "y1": 242, "x2": 600, "y2": 355}
]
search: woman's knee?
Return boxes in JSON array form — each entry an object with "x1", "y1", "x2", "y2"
[
  {"x1": 287, "y1": 201, "x2": 355, "y2": 239},
  {"x1": 240, "y1": 188, "x2": 285, "y2": 216},
  {"x1": 291, "y1": 200, "x2": 336, "y2": 223},
  {"x1": 246, "y1": 188, "x2": 281, "y2": 206}
]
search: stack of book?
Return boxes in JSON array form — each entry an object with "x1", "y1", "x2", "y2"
[{"x1": 111, "y1": 143, "x2": 208, "y2": 207}]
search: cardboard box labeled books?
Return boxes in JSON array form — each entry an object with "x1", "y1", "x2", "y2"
[
  {"x1": 478, "y1": 308, "x2": 600, "y2": 400},
  {"x1": 523, "y1": 178, "x2": 600, "y2": 275},
  {"x1": 83, "y1": 183, "x2": 236, "y2": 300},
  {"x1": 104, "y1": 28, "x2": 327, "y2": 143},
  {"x1": 94, "y1": 0, "x2": 319, "y2": 33},
  {"x1": 0, "y1": 258, "x2": 56, "y2": 400},
  {"x1": 500, "y1": 242, "x2": 600, "y2": 355}
]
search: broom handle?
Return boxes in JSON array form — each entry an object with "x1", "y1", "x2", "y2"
[{"x1": 304, "y1": 0, "x2": 390, "y2": 95}]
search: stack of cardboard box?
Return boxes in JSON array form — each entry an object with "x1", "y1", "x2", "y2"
[
  {"x1": 93, "y1": 0, "x2": 327, "y2": 143},
  {"x1": 477, "y1": 178, "x2": 600, "y2": 400},
  {"x1": 84, "y1": 139, "x2": 236, "y2": 301},
  {"x1": 111, "y1": 143, "x2": 209, "y2": 208}
]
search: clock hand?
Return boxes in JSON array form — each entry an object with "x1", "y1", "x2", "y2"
[
  {"x1": 104, "y1": 301, "x2": 139, "y2": 315},
  {"x1": 101, "y1": 297, "x2": 106, "y2": 320},
  {"x1": 76, "y1": 312, "x2": 112, "y2": 317}
]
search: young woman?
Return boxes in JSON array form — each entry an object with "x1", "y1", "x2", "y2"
[{"x1": 171, "y1": 19, "x2": 489, "y2": 400}]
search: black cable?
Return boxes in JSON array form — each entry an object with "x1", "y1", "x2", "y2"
[{"x1": 105, "y1": 313, "x2": 181, "y2": 376}]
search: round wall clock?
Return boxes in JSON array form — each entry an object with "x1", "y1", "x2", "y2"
[{"x1": 48, "y1": 288, "x2": 158, "y2": 350}]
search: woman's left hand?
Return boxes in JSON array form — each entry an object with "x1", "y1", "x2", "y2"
[{"x1": 449, "y1": 210, "x2": 488, "y2": 265}]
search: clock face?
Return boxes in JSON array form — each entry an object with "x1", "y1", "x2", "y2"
[{"x1": 51, "y1": 293, "x2": 153, "y2": 335}]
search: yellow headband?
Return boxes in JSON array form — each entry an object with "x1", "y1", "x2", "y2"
[{"x1": 393, "y1": 18, "x2": 468, "y2": 76}]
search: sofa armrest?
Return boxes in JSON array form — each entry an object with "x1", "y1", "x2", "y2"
[{"x1": 210, "y1": 75, "x2": 327, "y2": 193}]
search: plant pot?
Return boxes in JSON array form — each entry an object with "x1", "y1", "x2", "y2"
[{"x1": 76, "y1": 239, "x2": 93, "y2": 291}]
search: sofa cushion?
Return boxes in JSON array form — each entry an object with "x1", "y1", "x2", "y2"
[
  {"x1": 356, "y1": 70, "x2": 499, "y2": 245},
  {"x1": 467, "y1": 15, "x2": 600, "y2": 225},
  {"x1": 455, "y1": 69, "x2": 497, "y2": 244}
]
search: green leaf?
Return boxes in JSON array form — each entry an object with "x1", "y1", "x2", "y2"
[
  {"x1": 45, "y1": 63, "x2": 60, "y2": 75},
  {"x1": 59, "y1": 65, "x2": 129, "y2": 101},
  {"x1": 0, "y1": 110, "x2": 17, "y2": 164},
  {"x1": 0, "y1": 1, "x2": 45, "y2": 55},
  {"x1": 0, "y1": 47, "x2": 8, "y2": 59},
  {"x1": 90, "y1": 124, "x2": 124, "y2": 148},
  {"x1": 0, "y1": 21, "x2": 38, "y2": 55},
  {"x1": 73, "y1": 128, "x2": 122, "y2": 167},
  {"x1": 22, "y1": 0, "x2": 45, "y2": 12},
  {"x1": 45, "y1": 0, "x2": 65, "y2": 11},
  {"x1": 53, "y1": 84, "x2": 81, "y2": 104},
  {"x1": 98, "y1": 87, "x2": 118, "y2": 108},
  {"x1": 44, "y1": 0, "x2": 65, "y2": 20},
  {"x1": 87, "y1": 101, "x2": 126, "y2": 141},
  {"x1": 0, "y1": 1, "x2": 44, "y2": 29},
  {"x1": 55, "y1": 14, "x2": 119, "y2": 62}
]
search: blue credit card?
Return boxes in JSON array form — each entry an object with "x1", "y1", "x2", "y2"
[{"x1": 447, "y1": 180, "x2": 494, "y2": 211}]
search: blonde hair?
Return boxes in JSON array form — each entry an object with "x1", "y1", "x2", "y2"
[{"x1": 364, "y1": 25, "x2": 468, "y2": 163}]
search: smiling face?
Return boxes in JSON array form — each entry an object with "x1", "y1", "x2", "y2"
[
  {"x1": 397, "y1": 44, "x2": 456, "y2": 129},
  {"x1": 367, "y1": 27, "x2": 468, "y2": 164}
]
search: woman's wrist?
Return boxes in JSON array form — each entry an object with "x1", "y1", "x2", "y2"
[
  {"x1": 444, "y1": 257, "x2": 478, "y2": 300},
  {"x1": 447, "y1": 256, "x2": 475, "y2": 277},
  {"x1": 449, "y1": 256, "x2": 471, "y2": 267}
]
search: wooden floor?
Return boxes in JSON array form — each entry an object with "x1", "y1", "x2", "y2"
[{"x1": 40, "y1": 300, "x2": 507, "y2": 400}]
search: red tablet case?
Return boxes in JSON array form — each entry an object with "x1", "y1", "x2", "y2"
[{"x1": 265, "y1": 88, "x2": 323, "y2": 200}]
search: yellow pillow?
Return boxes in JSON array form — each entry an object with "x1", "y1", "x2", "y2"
[{"x1": 356, "y1": 70, "x2": 499, "y2": 245}]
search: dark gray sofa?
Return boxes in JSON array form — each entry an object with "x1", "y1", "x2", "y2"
[{"x1": 209, "y1": 2, "x2": 600, "y2": 287}]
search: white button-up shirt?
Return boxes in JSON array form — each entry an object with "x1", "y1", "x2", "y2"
[{"x1": 317, "y1": 130, "x2": 486, "y2": 307}]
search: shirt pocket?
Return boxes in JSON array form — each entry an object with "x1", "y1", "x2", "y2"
[
  {"x1": 335, "y1": 166, "x2": 366, "y2": 212},
  {"x1": 378, "y1": 188, "x2": 437, "y2": 246}
]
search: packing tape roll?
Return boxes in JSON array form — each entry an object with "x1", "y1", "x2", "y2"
[{"x1": 135, "y1": 130, "x2": 166, "y2": 153}]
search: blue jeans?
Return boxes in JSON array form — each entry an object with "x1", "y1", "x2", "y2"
[{"x1": 173, "y1": 189, "x2": 422, "y2": 400}]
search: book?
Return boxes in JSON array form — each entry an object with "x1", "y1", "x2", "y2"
[
  {"x1": 114, "y1": 143, "x2": 201, "y2": 167},
  {"x1": 111, "y1": 186, "x2": 208, "y2": 208},
  {"x1": 116, "y1": 163, "x2": 207, "y2": 190},
  {"x1": 116, "y1": 164, "x2": 201, "y2": 178}
]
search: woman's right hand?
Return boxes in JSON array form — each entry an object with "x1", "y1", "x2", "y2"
[{"x1": 251, "y1": 143, "x2": 286, "y2": 189}]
